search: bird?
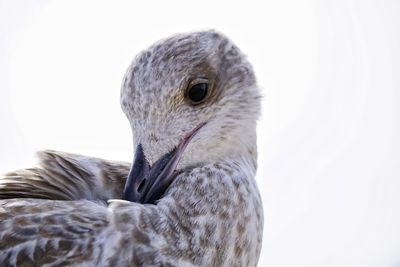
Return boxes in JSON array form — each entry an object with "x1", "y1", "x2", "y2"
[{"x1": 0, "y1": 30, "x2": 263, "y2": 266}]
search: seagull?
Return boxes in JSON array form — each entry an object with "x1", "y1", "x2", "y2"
[{"x1": 0, "y1": 30, "x2": 263, "y2": 266}]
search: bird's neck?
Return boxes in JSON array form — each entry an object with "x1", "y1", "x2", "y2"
[{"x1": 158, "y1": 158, "x2": 263, "y2": 266}]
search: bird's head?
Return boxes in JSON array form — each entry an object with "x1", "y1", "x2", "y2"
[{"x1": 120, "y1": 30, "x2": 261, "y2": 204}]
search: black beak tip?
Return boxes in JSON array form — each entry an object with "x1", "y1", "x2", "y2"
[
  {"x1": 122, "y1": 144, "x2": 149, "y2": 203},
  {"x1": 122, "y1": 144, "x2": 178, "y2": 204}
]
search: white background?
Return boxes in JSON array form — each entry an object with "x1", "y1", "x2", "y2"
[{"x1": 0, "y1": 1, "x2": 399, "y2": 266}]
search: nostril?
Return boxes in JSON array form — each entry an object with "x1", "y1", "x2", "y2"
[{"x1": 137, "y1": 179, "x2": 146, "y2": 193}]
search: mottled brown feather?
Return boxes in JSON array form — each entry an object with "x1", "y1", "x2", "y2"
[{"x1": 0, "y1": 150, "x2": 130, "y2": 202}]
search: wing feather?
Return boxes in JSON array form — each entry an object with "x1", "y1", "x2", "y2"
[
  {"x1": 0, "y1": 150, "x2": 130, "y2": 202},
  {"x1": 0, "y1": 199, "x2": 112, "y2": 266}
]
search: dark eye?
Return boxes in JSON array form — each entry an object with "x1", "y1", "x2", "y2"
[{"x1": 187, "y1": 83, "x2": 208, "y2": 104}]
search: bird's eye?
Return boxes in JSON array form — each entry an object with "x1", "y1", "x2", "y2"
[{"x1": 187, "y1": 83, "x2": 208, "y2": 104}]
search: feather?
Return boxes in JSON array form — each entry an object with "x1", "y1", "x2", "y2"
[{"x1": 0, "y1": 150, "x2": 130, "y2": 202}]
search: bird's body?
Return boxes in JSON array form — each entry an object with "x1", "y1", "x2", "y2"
[
  {"x1": 0, "y1": 153, "x2": 262, "y2": 266},
  {"x1": 0, "y1": 30, "x2": 263, "y2": 266}
]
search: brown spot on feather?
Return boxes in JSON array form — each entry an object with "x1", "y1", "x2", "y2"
[{"x1": 132, "y1": 229, "x2": 151, "y2": 245}]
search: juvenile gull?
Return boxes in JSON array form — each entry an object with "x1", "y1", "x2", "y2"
[{"x1": 0, "y1": 30, "x2": 263, "y2": 266}]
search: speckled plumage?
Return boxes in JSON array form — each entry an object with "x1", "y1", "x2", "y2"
[{"x1": 0, "y1": 30, "x2": 263, "y2": 266}]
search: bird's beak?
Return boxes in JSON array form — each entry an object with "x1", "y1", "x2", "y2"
[{"x1": 122, "y1": 122, "x2": 205, "y2": 204}]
